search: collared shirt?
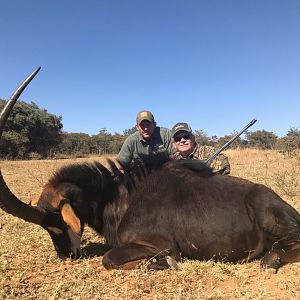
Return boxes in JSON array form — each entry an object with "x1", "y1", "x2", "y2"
[
  {"x1": 118, "y1": 126, "x2": 175, "y2": 166},
  {"x1": 173, "y1": 143, "x2": 231, "y2": 175}
]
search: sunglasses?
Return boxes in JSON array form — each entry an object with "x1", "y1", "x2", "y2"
[{"x1": 174, "y1": 133, "x2": 192, "y2": 142}]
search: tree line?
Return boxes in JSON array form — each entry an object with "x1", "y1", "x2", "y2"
[{"x1": 0, "y1": 99, "x2": 299, "y2": 159}]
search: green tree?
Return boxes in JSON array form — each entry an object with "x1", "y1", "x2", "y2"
[
  {"x1": 276, "y1": 128, "x2": 300, "y2": 155},
  {"x1": 93, "y1": 128, "x2": 112, "y2": 155},
  {"x1": 285, "y1": 128, "x2": 300, "y2": 147},
  {"x1": 108, "y1": 133, "x2": 126, "y2": 154},
  {"x1": 58, "y1": 132, "x2": 93, "y2": 156},
  {"x1": 0, "y1": 100, "x2": 63, "y2": 158},
  {"x1": 245, "y1": 130, "x2": 277, "y2": 149},
  {"x1": 193, "y1": 130, "x2": 213, "y2": 146},
  {"x1": 123, "y1": 126, "x2": 136, "y2": 136},
  {"x1": 215, "y1": 132, "x2": 247, "y2": 149}
]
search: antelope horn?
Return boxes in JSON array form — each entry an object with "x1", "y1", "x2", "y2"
[
  {"x1": 0, "y1": 67, "x2": 41, "y2": 138},
  {"x1": 0, "y1": 67, "x2": 45, "y2": 225}
]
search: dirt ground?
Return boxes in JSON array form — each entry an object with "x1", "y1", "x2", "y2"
[{"x1": 0, "y1": 150, "x2": 300, "y2": 299}]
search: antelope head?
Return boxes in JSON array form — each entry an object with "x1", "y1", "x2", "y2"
[{"x1": 0, "y1": 68, "x2": 82, "y2": 259}]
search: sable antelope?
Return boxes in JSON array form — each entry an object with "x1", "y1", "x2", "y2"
[{"x1": 1, "y1": 68, "x2": 300, "y2": 273}]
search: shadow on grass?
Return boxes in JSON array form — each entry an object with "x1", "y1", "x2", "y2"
[{"x1": 81, "y1": 242, "x2": 110, "y2": 258}]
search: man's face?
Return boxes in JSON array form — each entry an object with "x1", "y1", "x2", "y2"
[
  {"x1": 173, "y1": 130, "x2": 196, "y2": 156},
  {"x1": 136, "y1": 120, "x2": 156, "y2": 140}
]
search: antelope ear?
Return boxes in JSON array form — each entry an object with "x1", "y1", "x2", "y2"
[
  {"x1": 30, "y1": 195, "x2": 40, "y2": 207},
  {"x1": 61, "y1": 203, "x2": 81, "y2": 236}
]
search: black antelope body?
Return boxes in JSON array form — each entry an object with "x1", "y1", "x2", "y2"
[{"x1": 1, "y1": 68, "x2": 300, "y2": 273}]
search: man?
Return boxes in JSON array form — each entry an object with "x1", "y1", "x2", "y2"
[
  {"x1": 171, "y1": 122, "x2": 230, "y2": 174},
  {"x1": 117, "y1": 110, "x2": 174, "y2": 167}
]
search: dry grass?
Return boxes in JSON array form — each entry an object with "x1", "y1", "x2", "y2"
[{"x1": 0, "y1": 150, "x2": 300, "y2": 299}]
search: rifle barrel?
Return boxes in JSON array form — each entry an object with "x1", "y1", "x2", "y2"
[{"x1": 205, "y1": 118, "x2": 257, "y2": 164}]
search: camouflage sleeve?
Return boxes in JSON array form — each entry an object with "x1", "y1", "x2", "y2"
[
  {"x1": 193, "y1": 145, "x2": 230, "y2": 175},
  {"x1": 209, "y1": 153, "x2": 231, "y2": 175}
]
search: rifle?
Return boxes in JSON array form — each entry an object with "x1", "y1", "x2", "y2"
[{"x1": 205, "y1": 118, "x2": 257, "y2": 165}]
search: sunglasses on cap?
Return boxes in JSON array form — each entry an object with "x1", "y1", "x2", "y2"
[{"x1": 173, "y1": 133, "x2": 192, "y2": 142}]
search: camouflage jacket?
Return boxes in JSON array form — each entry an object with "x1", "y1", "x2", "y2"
[{"x1": 173, "y1": 143, "x2": 230, "y2": 175}]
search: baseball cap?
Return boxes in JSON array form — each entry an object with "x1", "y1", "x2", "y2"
[
  {"x1": 172, "y1": 122, "x2": 192, "y2": 136},
  {"x1": 136, "y1": 110, "x2": 155, "y2": 124}
]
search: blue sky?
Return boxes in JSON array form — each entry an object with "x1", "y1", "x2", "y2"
[{"x1": 0, "y1": 0, "x2": 299, "y2": 138}]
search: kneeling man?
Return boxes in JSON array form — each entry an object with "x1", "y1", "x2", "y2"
[{"x1": 171, "y1": 122, "x2": 230, "y2": 175}]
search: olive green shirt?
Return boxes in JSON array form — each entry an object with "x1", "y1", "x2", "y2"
[
  {"x1": 118, "y1": 127, "x2": 175, "y2": 166},
  {"x1": 173, "y1": 143, "x2": 230, "y2": 175}
]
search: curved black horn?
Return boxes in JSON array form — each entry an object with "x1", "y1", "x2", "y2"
[
  {"x1": 0, "y1": 67, "x2": 41, "y2": 137},
  {"x1": 0, "y1": 67, "x2": 45, "y2": 225}
]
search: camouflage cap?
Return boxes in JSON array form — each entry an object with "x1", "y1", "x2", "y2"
[
  {"x1": 172, "y1": 122, "x2": 192, "y2": 136},
  {"x1": 136, "y1": 110, "x2": 155, "y2": 124}
]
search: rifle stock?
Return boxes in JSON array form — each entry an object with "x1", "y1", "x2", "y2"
[{"x1": 205, "y1": 118, "x2": 257, "y2": 165}]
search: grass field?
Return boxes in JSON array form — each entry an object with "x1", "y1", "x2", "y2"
[{"x1": 0, "y1": 149, "x2": 299, "y2": 299}]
